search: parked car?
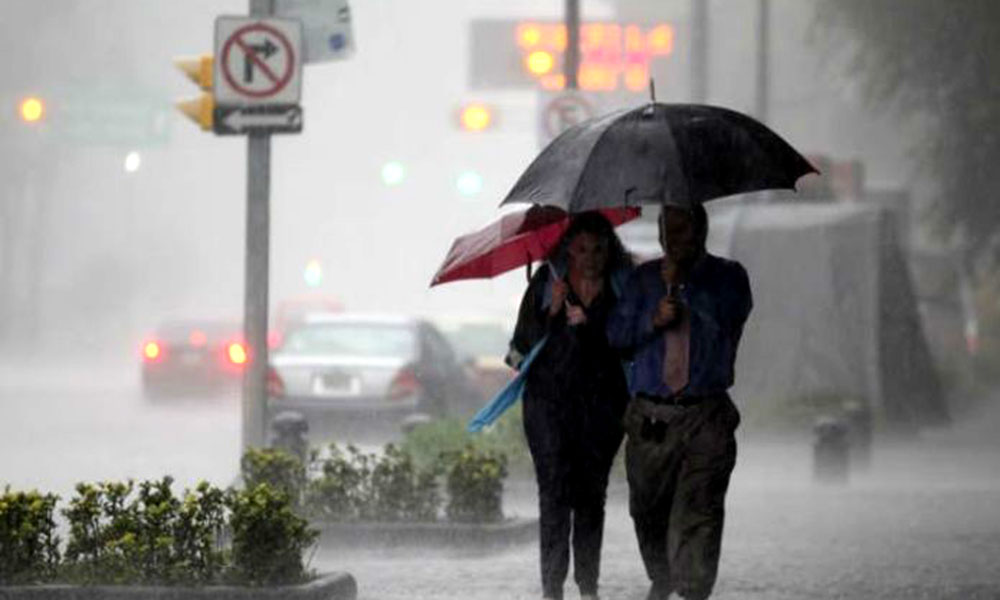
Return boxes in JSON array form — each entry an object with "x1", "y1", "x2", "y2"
[
  {"x1": 140, "y1": 319, "x2": 246, "y2": 398},
  {"x1": 267, "y1": 313, "x2": 482, "y2": 439},
  {"x1": 269, "y1": 294, "x2": 344, "y2": 349},
  {"x1": 436, "y1": 316, "x2": 515, "y2": 401}
]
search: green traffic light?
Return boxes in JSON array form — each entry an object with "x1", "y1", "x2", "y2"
[
  {"x1": 381, "y1": 161, "x2": 406, "y2": 187},
  {"x1": 456, "y1": 170, "x2": 483, "y2": 197},
  {"x1": 304, "y1": 259, "x2": 322, "y2": 287}
]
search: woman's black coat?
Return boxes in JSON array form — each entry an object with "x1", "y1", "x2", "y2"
[{"x1": 510, "y1": 263, "x2": 629, "y2": 504}]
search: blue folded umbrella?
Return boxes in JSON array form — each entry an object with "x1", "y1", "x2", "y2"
[{"x1": 466, "y1": 334, "x2": 548, "y2": 433}]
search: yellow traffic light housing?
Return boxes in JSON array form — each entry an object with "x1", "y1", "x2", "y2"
[
  {"x1": 174, "y1": 54, "x2": 214, "y2": 90},
  {"x1": 19, "y1": 96, "x2": 45, "y2": 123},
  {"x1": 174, "y1": 53, "x2": 214, "y2": 131},
  {"x1": 176, "y1": 95, "x2": 214, "y2": 131}
]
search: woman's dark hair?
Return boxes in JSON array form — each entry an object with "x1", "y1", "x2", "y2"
[{"x1": 548, "y1": 210, "x2": 633, "y2": 275}]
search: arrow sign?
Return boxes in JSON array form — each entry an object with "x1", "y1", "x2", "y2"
[{"x1": 214, "y1": 104, "x2": 303, "y2": 135}]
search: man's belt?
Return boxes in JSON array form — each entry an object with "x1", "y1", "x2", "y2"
[{"x1": 637, "y1": 391, "x2": 724, "y2": 408}]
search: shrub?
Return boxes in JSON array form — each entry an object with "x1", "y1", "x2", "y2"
[
  {"x1": 366, "y1": 444, "x2": 440, "y2": 522},
  {"x1": 0, "y1": 487, "x2": 60, "y2": 584},
  {"x1": 174, "y1": 481, "x2": 227, "y2": 584},
  {"x1": 240, "y1": 447, "x2": 307, "y2": 509},
  {"x1": 305, "y1": 444, "x2": 371, "y2": 521},
  {"x1": 8, "y1": 477, "x2": 314, "y2": 587},
  {"x1": 401, "y1": 406, "x2": 529, "y2": 473},
  {"x1": 441, "y1": 446, "x2": 508, "y2": 523},
  {"x1": 62, "y1": 480, "x2": 139, "y2": 584},
  {"x1": 306, "y1": 444, "x2": 440, "y2": 522},
  {"x1": 226, "y1": 484, "x2": 317, "y2": 586}
]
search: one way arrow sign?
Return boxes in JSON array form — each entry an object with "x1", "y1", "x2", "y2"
[{"x1": 213, "y1": 104, "x2": 303, "y2": 135}]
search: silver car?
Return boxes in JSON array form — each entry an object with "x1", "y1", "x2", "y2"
[{"x1": 266, "y1": 313, "x2": 481, "y2": 438}]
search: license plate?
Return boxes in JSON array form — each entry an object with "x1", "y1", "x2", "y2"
[
  {"x1": 312, "y1": 371, "x2": 358, "y2": 396},
  {"x1": 179, "y1": 351, "x2": 203, "y2": 366}
]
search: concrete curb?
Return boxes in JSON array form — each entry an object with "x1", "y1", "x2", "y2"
[
  {"x1": 0, "y1": 572, "x2": 357, "y2": 600},
  {"x1": 316, "y1": 517, "x2": 538, "y2": 549}
]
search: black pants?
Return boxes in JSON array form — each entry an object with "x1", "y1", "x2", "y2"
[
  {"x1": 624, "y1": 395, "x2": 739, "y2": 600},
  {"x1": 532, "y1": 449, "x2": 615, "y2": 600}
]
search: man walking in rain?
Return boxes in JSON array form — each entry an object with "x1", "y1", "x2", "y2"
[{"x1": 607, "y1": 203, "x2": 752, "y2": 600}]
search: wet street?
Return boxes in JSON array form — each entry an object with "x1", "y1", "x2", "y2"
[{"x1": 3, "y1": 356, "x2": 1000, "y2": 599}]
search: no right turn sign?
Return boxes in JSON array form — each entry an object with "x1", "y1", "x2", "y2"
[{"x1": 214, "y1": 16, "x2": 303, "y2": 106}]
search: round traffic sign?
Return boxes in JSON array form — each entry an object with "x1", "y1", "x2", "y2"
[
  {"x1": 220, "y1": 22, "x2": 296, "y2": 99},
  {"x1": 543, "y1": 93, "x2": 595, "y2": 139}
]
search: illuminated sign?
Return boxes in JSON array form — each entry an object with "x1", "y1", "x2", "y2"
[{"x1": 469, "y1": 20, "x2": 674, "y2": 92}]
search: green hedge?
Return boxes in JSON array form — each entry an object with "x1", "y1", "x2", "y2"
[
  {"x1": 0, "y1": 478, "x2": 315, "y2": 587},
  {"x1": 0, "y1": 488, "x2": 60, "y2": 584},
  {"x1": 242, "y1": 441, "x2": 510, "y2": 524}
]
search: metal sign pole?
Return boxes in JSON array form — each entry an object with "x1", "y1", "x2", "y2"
[
  {"x1": 565, "y1": 0, "x2": 580, "y2": 90},
  {"x1": 242, "y1": 0, "x2": 275, "y2": 451}
]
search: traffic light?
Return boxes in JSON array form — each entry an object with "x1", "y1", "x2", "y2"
[
  {"x1": 456, "y1": 170, "x2": 484, "y2": 197},
  {"x1": 174, "y1": 54, "x2": 214, "y2": 131},
  {"x1": 381, "y1": 161, "x2": 406, "y2": 187},
  {"x1": 303, "y1": 259, "x2": 322, "y2": 287},
  {"x1": 458, "y1": 103, "x2": 494, "y2": 132},
  {"x1": 19, "y1": 96, "x2": 45, "y2": 123}
]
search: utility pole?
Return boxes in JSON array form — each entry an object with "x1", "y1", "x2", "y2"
[
  {"x1": 565, "y1": 0, "x2": 580, "y2": 90},
  {"x1": 755, "y1": 0, "x2": 770, "y2": 123},
  {"x1": 243, "y1": 0, "x2": 274, "y2": 451},
  {"x1": 690, "y1": 0, "x2": 709, "y2": 103}
]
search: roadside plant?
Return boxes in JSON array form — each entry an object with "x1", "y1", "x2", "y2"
[
  {"x1": 240, "y1": 447, "x2": 307, "y2": 509},
  {"x1": 401, "y1": 407, "x2": 529, "y2": 473},
  {"x1": 366, "y1": 444, "x2": 441, "y2": 522},
  {"x1": 62, "y1": 480, "x2": 139, "y2": 584},
  {"x1": 441, "y1": 445, "x2": 508, "y2": 523},
  {"x1": 305, "y1": 444, "x2": 371, "y2": 520},
  {"x1": 226, "y1": 484, "x2": 318, "y2": 586},
  {"x1": 306, "y1": 443, "x2": 440, "y2": 522},
  {"x1": 173, "y1": 481, "x2": 227, "y2": 584},
  {"x1": 0, "y1": 487, "x2": 60, "y2": 584}
]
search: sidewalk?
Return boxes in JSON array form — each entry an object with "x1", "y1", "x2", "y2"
[{"x1": 316, "y1": 431, "x2": 1000, "y2": 600}]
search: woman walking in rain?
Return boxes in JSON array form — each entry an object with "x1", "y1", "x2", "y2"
[{"x1": 506, "y1": 211, "x2": 633, "y2": 600}]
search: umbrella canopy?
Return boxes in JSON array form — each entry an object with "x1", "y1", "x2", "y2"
[
  {"x1": 430, "y1": 206, "x2": 640, "y2": 287},
  {"x1": 501, "y1": 103, "x2": 816, "y2": 212}
]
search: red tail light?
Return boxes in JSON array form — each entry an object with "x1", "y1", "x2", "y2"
[
  {"x1": 267, "y1": 330, "x2": 282, "y2": 349},
  {"x1": 142, "y1": 341, "x2": 163, "y2": 362},
  {"x1": 267, "y1": 366, "x2": 286, "y2": 397},
  {"x1": 388, "y1": 367, "x2": 421, "y2": 400},
  {"x1": 227, "y1": 342, "x2": 248, "y2": 366}
]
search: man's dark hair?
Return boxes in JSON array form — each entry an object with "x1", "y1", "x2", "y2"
[
  {"x1": 548, "y1": 210, "x2": 633, "y2": 274},
  {"x1": 659, "y1": 203, "x2": 709, "y2": 245}
]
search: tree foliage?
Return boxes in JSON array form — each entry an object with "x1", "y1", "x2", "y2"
[{"x1": 816, "y1": 1, "x2": 1000, "y2": 260}]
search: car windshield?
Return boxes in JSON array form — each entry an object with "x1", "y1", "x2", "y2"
[
  {"x1": 446, "y1": 324, "x2": 510, "y2": 358},
  {"x1": 280, "y1": 322, "x2": 417, "y2": 358}
]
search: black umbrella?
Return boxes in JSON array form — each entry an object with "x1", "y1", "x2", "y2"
[{"x1": 500, "y1": 103, "x2": 816, "y2": 212}]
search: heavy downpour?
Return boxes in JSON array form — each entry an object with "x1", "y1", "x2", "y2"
[{"x1": 1, "y1": 1, "x2": 999, "y2": 599}]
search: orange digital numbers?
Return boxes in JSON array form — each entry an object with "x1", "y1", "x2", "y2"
[{"x1": 515, "y1": 22, "x2": 674, "y2": 92}]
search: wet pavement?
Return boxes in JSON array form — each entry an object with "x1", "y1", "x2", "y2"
[{"x1": 318, "y1": 435, "x2": 1000, "y2": 600}]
